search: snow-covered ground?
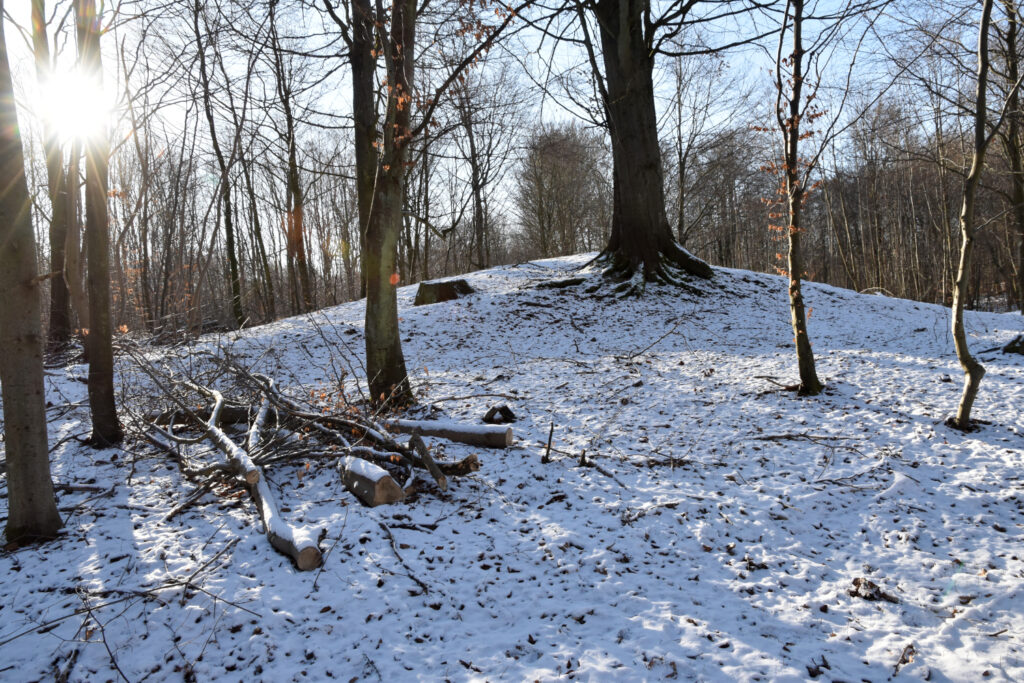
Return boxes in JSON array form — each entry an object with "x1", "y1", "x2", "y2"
[{"x1": 2, "y1": 254, "x2": 1023, "y2": 682}]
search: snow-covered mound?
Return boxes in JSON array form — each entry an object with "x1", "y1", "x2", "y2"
[{"x1": 2, "y1": 255, "x2": 1023, "y2": 681}]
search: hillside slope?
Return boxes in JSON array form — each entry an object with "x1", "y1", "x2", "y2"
[{"x1": 2, "y1": 255, "x2": 1023, "y2": 682}]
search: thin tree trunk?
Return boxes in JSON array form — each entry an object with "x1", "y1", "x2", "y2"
[
  {"x1": 0, "y1": 0, "x2": 63, "y2": 541},
  {"x1": 951, "y1": 0, "x2": 996, "y2": 430},
  {"x1": 64, "y1": 142, "x2": 89, "y2": 333},
  {"x1": 31, "y1": 0, "x2": 72, "y2": 347},
  {"x1": 78, "y1": 0, "x2": 122, "y2": 445},
  {"x1": 778, "y1": 0, "x2": 823, "y2": 395},
  {"x1": 193, "y1": 0, "x2": 245, "y2": 328}
]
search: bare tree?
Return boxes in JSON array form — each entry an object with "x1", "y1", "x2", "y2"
[
  {"x1": 79, "y1": 0, "x2": 123, "y2": 445},
  {"x1": 774, "y1": 0, "x2": 824, "y2": 395},
  {"x1": 0, "y1": 0, "x2": 63, "y2": 542},
  {"x1": 950, "y1": 0, "x2": 1021, "y2": 428}
]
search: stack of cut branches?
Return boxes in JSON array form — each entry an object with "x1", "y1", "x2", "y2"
[{"x1": 127, "y1": 349, "x2": 506, "y2": 571}]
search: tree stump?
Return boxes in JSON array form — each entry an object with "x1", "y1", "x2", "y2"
[
  {"x1": 1004, "y1": 334, "x2": 1024, "y2": 355},
  {"x1": 413, "y1": 279, "x2": 474, "y2": 306}
]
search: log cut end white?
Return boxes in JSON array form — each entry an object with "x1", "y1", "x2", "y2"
[{"x1": 339, "y1": 456, "x2": 406, "y2": 506}]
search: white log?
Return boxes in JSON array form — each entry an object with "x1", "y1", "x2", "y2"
[{"x1": 390, "y1": 419, "x2": 513, "y2": 448}]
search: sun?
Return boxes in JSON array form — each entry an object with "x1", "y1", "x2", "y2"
[{"x1": 36, "y1": 67, "x2": 113, "y2": 143}]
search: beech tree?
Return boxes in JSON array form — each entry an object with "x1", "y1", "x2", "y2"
[
  {"x1": 31, "y1": 0, "x2": 73, "y2": 348},
  {"x1": 0, "y1": 0, "x2": 63, "y2": 542},
  {"x1": 323, "y1": 0, "x2": 532, "y2": 403},
  {"x1": 79, "y1": 0, "x2": 123, "y2": 445},
  {"x1": 950, "y1": 0, "x2": 1021, "y2": 428},
  {"x1": 568, "y1": 0, "x2": 774, "y2": 290},
  {"x1": 774, "y1": 0, "x2": 824, "y2": 395}
]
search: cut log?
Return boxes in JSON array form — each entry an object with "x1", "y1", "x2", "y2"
[
  {"x1": 390, "y1": 418, "x2": 513, "y2": 448},
  {"x1": 339, "y1": 456, "x2": 406, "y2": 506},
  {"x1": 1004, "y1": 334, "x2": 1024, "y2": 355},
  {"x1": 413, "y1": 278, "x2": 474, "y2": 306}
]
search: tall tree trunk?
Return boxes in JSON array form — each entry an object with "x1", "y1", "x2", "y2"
[
  {"x1": 1003, "y1": 0, "x2": 1024, "y2": 313},
  {"x1": 270, "y1": 1, "x2": 314, "y2": 313},
  {"x1": 591, "y1": 0, "x2": 711, "y2": 288},
  {"x1": 193, "y1": 0, "x2": 245, "y2": 328},
  {"x1": 353, "y1": 0, "x2": 415, "y2": 404},
  {"x1": 0, "y1": 0, "x2": 63, "y2": 542},
  {"x1": 778, "y1": 0, "x2": 823, "y2": 395},
  {"x1": 349, "y1": 0, "x2": 376, "y2": 301},
  {"x1": 78, "y1": 0, "x2": 122, "y2": 445},
  {"x1": 31, "y1": 0, "x2": 72, "y2": 347},
  {"x1": 64, "y1": 142, "x2": 89, "y2": 334},
  {"x1": 242, "y1": 151, "x2": 276, "y2": 320},
  {"x1": 951, "y1": 0, "x2": 996, "y2": 430}
]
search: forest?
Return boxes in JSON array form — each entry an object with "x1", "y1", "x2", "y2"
[{"x1": 1, "y1": 0, "x2": 1023, "y2": 681}]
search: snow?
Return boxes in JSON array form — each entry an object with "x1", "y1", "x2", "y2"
[
  {"x1": 2, "y1": 253, "x2": 1024, "y2": 681},
  {"x1": 340, "y1": 456, "x2": 390, "y2": 483}
]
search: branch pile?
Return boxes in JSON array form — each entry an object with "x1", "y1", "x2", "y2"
[{"x1": 130, "y1": 350, "x2": 499, "y2": 571}]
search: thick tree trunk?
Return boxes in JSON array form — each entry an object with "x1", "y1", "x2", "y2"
[
  {"x1": 1004, "y1": 2, "x2": 1024, "y2": 313},
  {"x1": 592, "y1": 0, "x2": 711, "y2": 287},
  {"x1": 79, "y1": 0, "x2": 122, "y2": 446},
  {"x1": 0, "y1": 3, "x2": 63, "y2": 542}
]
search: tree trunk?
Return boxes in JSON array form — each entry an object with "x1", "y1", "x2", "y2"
[
  {"x1": 779, "y1": 0, "x2": 823, "y2": 395},
  {"x1": 950, "y1": 0, "x2": 995, "y2": 430},
  {"x1": 350, "y1": 0, "x2": 376, "y2": 301},
  {"x1": 64, "y1": 142, "x2": 89, "y2": 334},
  {"x1": 31, "y1": 0, "x2": 72, "y2": 348},
  {"x1": 79, "y1": 0, "x2": 122, "y2": 446},
  {"x1": 591, "y1": 0, "x2": 711, "y2": 287},
  {"x1": 0, "y1": 1, "x2": 63, "y2": 541},
  {"x1": 352, "y1": 0, "x2": 415, "y2": 404},
  {"x1": 1003, "y1": 0, "x2": 1024, "y2": 313},
  {"x1": 193, "y1": 0, "x2": 245, "y2": 328}
]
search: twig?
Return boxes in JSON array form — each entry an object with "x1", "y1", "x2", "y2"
[
  {"x1": 542, "y1": 422, "x2": 554, "y2": 464},
  {"x1": 377, "y1": 521, "x2": 430, "y2": 595}
]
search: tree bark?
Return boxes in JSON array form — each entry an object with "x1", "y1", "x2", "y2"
[
  {"x1": 778, "y1": 0, "x2": 823, "y2": 395},
  {"x1": 0, "y1": 2, "x2": 63, "y2": 542},
  {"x1": 193, "y1": 0, "x2": 245, "y2": 328},
  {"x1": 64, "y1": 142, "x2": 89, "y2": 334},
  {"x1": 1002, "y1": 0, "x2": 1024, "y2": 313},
  {"x1": 31, "y1": 0, "x2": 72, "y2": 348},
  {"x1": 350, "y1": 0, "x2": 376, "y2": 301},
  {"x1": 353, "y1": 0, "x2": 416, "y2": 404},
  {"x1": 591, "y1": 0, "x2": 712, "y2": 287},
  {"x1": 950, "y1": 0, "x2": 995, "y2": 430},
  {"x1": 78, "y1": 0, "x2": 123, "y2": 445}
]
